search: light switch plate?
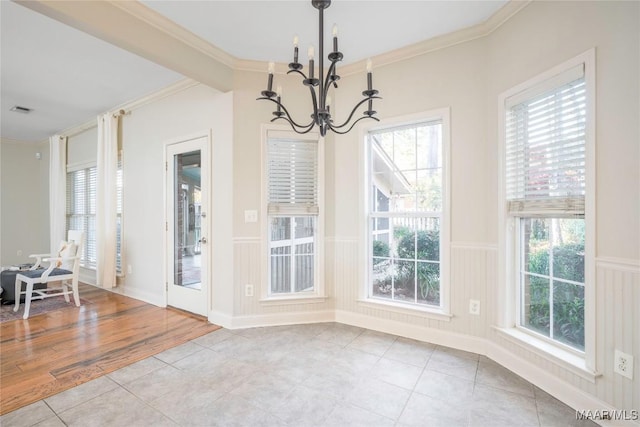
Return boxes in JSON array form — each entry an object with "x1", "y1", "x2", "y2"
[{"x1": 244, "y1": 210, "x2": 258, "y2": 223}]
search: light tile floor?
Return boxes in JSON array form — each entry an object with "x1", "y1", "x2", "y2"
[{"x1": 1, "y1": 323, "x2": 599, "y2": 427}]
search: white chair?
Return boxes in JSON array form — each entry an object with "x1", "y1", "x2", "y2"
[{"x1": 13, "y1": 230, "x2": 85, "y2": 319}]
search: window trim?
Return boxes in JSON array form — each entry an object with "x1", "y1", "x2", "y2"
[
  {"x1": 360, "y1": 109, "x2": 451, "y2": 315},
  {"x1": 497, "y1": 49, "x2": 596, "y2": 373},
  {"x1": 261, "y1": 124, "x2": 325, "y2": 301}
]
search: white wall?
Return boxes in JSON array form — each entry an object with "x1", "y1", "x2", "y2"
[
  {"x1": 326, "y1": 15, "x2": 493, "y2": 341},
  {"x1": 485, "y1": 0, "x2": 639, "y2": 414},
  {"x1": 485, "y1": 0, "x2": 640, "y2": 260},
  {"x1": 227, "y1": 69, "x2": 335, "y2": 325},
  {"x1": 61, "y1": 83, "x2": 234, "y2": 311},
  {"x1": 67, "y1": 126, "x2": 97, "y2": 170},
  {"x1": 116, "y1": 83, "x2": 232, "y2": 308},
  {"x1": 0, "y1": 138, "x2": 49, "y2": 266},
  {"x1": 2, "y1": 0, "x2": 637, "y2": 416},
  {"x1": 226, "y1": 11, "x2": 639, "y2": 417},
  {"x1": 325, "y1": 0, "x2": 639, "y2": 416}
]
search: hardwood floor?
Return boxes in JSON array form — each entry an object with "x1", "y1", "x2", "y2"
[{"x1": 0, "y1": 283, "x2": 220, "y2": 415}]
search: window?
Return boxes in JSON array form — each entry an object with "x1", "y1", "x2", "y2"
[
  {"x1": 504, "y1": 61, "x2": 590, "y2": 352},
  {"x1": 265, "y1": 132, "x2": 322, "y2": 296},
  {"x1": 366, "y1": 116, "x2": 448, "y2": 309},
  {"x1": 116, "y1": 153, "x2": 123, "y2": 273},
  {"x1": 66, "y1": 154, "x2": 123, "y2": 273},
  {"x1": 66, "y1": 166, "x2": 97, "y2": 269}
]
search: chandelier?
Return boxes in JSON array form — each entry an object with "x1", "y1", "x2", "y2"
[{"x1": 257, "y1": 0, "x2": 381, "y2": 137}]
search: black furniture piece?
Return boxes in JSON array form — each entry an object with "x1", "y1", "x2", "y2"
[{"x1": 1, "y1": 268, "x2": 46, "y2": 304}]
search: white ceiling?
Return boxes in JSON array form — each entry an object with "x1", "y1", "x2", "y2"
[
  {"x1": 0, "y1": 1, "x2": 183, "y2": 142},
  {"x1": 1, "y1": 0, "x2": 507, "y2": 142},
  {"x1": 141, "y1": 0, "x2": 507, "y2": 65}
]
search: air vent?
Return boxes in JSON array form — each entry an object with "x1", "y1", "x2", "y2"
[{"x1": 10, "y1": 105, "x2": 32, "y2": 114}]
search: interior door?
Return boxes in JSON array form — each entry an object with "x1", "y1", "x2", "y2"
[{"x1": 166, "y1": 136, "x2": 209, "y2": 316}]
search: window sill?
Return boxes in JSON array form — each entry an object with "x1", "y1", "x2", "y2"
[
  {"x1": 357, "y1": 298, "x2": 453, "y2": 322},
  {"x1": 260, "y1": 294, "x2": 329, "y2": 306},
  {"x1": 493, "y1": 326, "x2": 600, "y2": 383}
]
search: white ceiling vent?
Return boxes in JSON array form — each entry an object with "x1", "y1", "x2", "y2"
[{"x1": 10, "y1": 105, "x2": 32, "y2": 114}]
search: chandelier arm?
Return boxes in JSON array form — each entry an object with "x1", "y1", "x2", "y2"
[
  {"x1": 331, "y1": 96, "x2": 381, "y2": 129},
  {"x1": 287, "y1": 69, "x2": 308, "y2": 80},
  {"x1": 328, "y1": 115, "x2": 380, "y2": 135},
  {"x1": 257, "y1": 97, "x2": 314, "y2": 129},
  {"x1": 308, "y1": 85, "x2": 320, "y2": 125},
  {"x1": 322, "y1": 61, "x2": 339, "y2": 101},
  {"x1": 271, "y1": 117, "x2": 317, "y2": 134}
]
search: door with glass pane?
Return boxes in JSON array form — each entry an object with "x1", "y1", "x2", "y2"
[{"x1": 166, "y1": 136, "x2": 209, "y2": 316}]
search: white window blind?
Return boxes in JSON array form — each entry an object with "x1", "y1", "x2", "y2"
[
  {"x1": 66, "y1": 167, "x2": 97, "y2": 268},
  {"x1": 505, "y1": 64, "x2": 586, "y2": 217},
  {"x1": 267, "y1": 138, "x2": 318, "y2": 215}
]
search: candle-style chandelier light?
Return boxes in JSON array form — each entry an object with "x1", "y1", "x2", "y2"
[{"x1": 257, "y1": 0, "x2": 381, "y2": 137}]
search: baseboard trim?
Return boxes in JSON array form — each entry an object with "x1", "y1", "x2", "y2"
[
  {"x1": 335, "y1": 309, "x2": 638, "y2": 426},
  {"x1": 208, "y1": 309, "x2": 233, "y2": 329},
  {"x1": 114, "y1": 293, "x2": 636, "y2": 424},
  {"x1": 486, "y1": 342, "x2": 640, "y2": 427},
  {"x1": 209, "y1": 309, "x2": 335, "y2": 330},
  {"x1": 79, "y1": 280, "x2": 164, "y2": 307},
  {"x1": 335, "y1": 309, "x2": 486, "y2": 355},
  {"x1": 119, "y1": 286, "x2": 164, "y2": 307}
]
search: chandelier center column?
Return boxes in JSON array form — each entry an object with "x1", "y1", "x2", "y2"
[{"x1": 318, "y1": 3, "x2": 324, "y2": 111}]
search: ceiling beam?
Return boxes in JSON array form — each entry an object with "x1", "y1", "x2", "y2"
[{"x1": 16, "y1": 0, "x2": 233, "y2": 92}]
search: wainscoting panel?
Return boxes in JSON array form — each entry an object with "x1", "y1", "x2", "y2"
[
  {"x1": 490, "y1": 258, "x2": 639, "y2": 416},
  {"x1": 233, "y1": 238, "x2": 262, "y2": 316},
  {"x1": 596, "y1": 260, "x2": 639, "y2": 414},
  {"x1": 330, "y1": 239, "x2": 494, "y2": 339},
  {"x1": 231, "y1": 236, "x2": 638, "y2": 415},
  {"x1": 232, "y1": 238, "x2": 334, "y2": 320}
]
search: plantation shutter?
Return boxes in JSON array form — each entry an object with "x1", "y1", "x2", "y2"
[
  {"x1": 505, "y1": 64, "x2": 586, "y2": 217},
  {"x1": 267, "y1": 138, "x2": 318, "y2": 215}
]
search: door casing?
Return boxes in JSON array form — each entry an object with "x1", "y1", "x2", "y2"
[{"x1": 164, "y1": 131, "x2": 211, "y2": 316}]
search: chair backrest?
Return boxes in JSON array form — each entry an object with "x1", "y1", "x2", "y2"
[
  {"x1": 66, "y1": 230, "x2": 85, "y2": 272},
  {"x1": 67, "y1": 230, "x2": 84, "y2": 257}
]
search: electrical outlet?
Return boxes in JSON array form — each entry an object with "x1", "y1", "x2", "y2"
[
  {"x1": 245, "y1": 284, "x2": 254, "y2": 297},
  {"x1": 614, "y1": 350, "x2": 633, "y2": 380},
  {"x1": 469, "y1": 299, "x2": 480, "y2": 315},
  {"x1": 127, "y1": 265, "x2": 133, "y2": 274}
]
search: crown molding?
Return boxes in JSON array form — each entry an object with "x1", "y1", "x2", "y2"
[
  {"x1": 60, "y1": 78, "x2": 200, "y2": 138},
  {"x1": 109, "y1": 0, "x2": 236, "y2": 69},
  {"x1": 31, "y1": 0, "x2": 528, "y2": 80},
  {"x1": 485, "y1": 0, "x2": 532, "y2": 32},
  {"x1": 236, "y1": 0, "x2": 531, "y2": 76},
  {"x1": 339, "y1": 0, "x2": 531, "y2": 76}
]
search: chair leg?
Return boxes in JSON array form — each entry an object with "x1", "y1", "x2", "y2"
[
  {"x1": 62, "y1": 280, "x2": 71, "y2": 303},
  {"x1": 22, "y1": 281, "x2": 34, "y2": 319},
  {"x1": 72, "y1": 279, "x2": 80, "y2": 307},
  {"x1": 13, "y1": 276, "x2": 21, "y2": 313}
]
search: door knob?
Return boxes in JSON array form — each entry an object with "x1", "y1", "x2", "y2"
[{"x1": 200, "y1": 237, "x2": 208, "y2": 244}]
